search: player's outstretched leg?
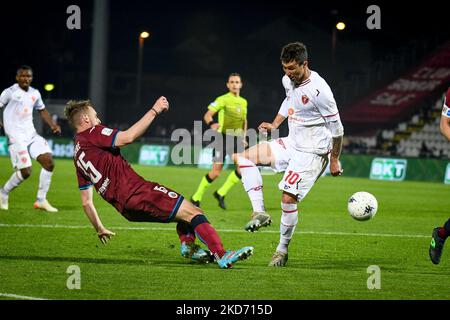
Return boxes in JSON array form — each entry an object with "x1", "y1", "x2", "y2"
[
  {"x1": 429, "y1": 218, "x2": 450, "y2": 264},
  {"x1": 237, "y1": 155, "x2": 272, "y2": 232},
  {"x1": 34, "y1": 154, "x2": 58, "y2": 213},
  {"x1": 234, "y1": 145, "x2": 273, "y2": 232},
  {"x1": 0, "y1": 187, "x2": 9, "y2": 210},
  {"x1": 269, "y1": 201, "x2": 298, "y2": 267},
  {"x1": 176, "y1": 200, "x2": 253, "y2": 269},
  {"x1": 177, "y1": 221, "x2": 211, "y2": 263},
  {"x1": 0, "y1": 170, "x2": 27, "y2": 210}
]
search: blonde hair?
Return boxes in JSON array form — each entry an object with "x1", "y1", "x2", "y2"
[{"x1": 64, "y1": 100, "x2": 93, "y2": 128}]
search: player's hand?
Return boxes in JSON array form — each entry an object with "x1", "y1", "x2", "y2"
[
  {"x1": 152, "y1": 96, "x2": 169, "y2": 114},
  {"x1": 242, "y1": 139, "x2": 249, "y2": 148},
  {"x1": 51, "y1": 124, "x2": 61, "y2": 135},
  {"x1": 330, "y1": 158, "x2": 343, "y2": 177},
  {"x1": 258, "y1": 122, "x2": 275, "y2": 134},
  {"x1": 210, "y1": 123, "x2": 220, "y2": 130},
  {"x1": 97, "y1": 228, "x2": 116, "y2": 244}
]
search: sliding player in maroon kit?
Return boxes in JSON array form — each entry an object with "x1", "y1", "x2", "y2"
[{"x1": 64, "y1": 97, "x2": 253, "y2": 269}]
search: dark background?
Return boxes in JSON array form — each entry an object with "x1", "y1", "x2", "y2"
[{"x1": 0, "y1": 0, "x2": 448, "y2": 137}]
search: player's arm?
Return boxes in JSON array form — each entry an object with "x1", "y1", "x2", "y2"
[
  {"x1": 80, "y1": 187, "x2": 115, "y2": 244},
  {"x1": 115, "y1": 96, "x2": 169, "y2": 147},
  {"x1": 440, "y1": 114, "x2": 450, "y2": 141},
  {"x1": 328, "y1": 125, "x2": 344, "y2": 177},
  {"x1": 204, "y1": 109, "x2": 220, "y2": 130},
  {"x1": 242, "y1": 119, "x2": 248, "y2": 147},
  {"x1": 318, "y1": 85, "x2": 344, "y2": 177},
  {"x1": 258, "y1": 114, "x2": 286, "y2": 133},
  {"x1": 38, "y1": 109, "x2": 61, "y2": 135}
]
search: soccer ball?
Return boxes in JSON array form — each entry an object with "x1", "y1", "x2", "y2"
[{"x1": 347, "y1": 192, "x2": 378, "y2": 221}]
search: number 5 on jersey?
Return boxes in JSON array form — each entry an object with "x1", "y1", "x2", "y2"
[{"x1": 77, "y1": 151, "x2": 102, "y2": 184}]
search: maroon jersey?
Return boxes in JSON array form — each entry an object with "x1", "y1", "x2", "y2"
[{"x1": 73, "y1": 125, "x2": 146, "y2": 213}]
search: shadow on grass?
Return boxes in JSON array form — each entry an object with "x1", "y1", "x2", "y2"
[{"x1": 0, "y1": 254, "x2": 203, "y2": 268}]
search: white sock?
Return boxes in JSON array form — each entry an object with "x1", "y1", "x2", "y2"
[
  {"x1": 3, "y1": 171, "x2": 25, "y2": 194},
  {"x1": 37, "y1": 168, "x2": 53, "y2": 201},
  {"x1": 238, "y1": 156, "x2": 265, "y2": 213},
  {"x1": 276, "y1": 202, "x2": 299, "y2": 254}
]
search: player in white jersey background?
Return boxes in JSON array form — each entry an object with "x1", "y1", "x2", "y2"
[
  {"x1": 233, "y1": 42, "x2": 344, "y2": 267},
  {"x1": 429, "y1": 87, "x2": 450, "y2": 265},
  {"x1": 0, "y1": 65, "x2": 61, "y2": 212}
]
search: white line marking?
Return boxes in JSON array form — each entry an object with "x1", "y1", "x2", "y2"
[
  {"x1": 0, "y1": 293, "x2": 47, "y2": 300},
  {"x1": 0, "y1": 223, "x2": 429, "y2": 238}
]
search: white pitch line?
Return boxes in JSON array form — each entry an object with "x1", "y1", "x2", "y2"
[
  {"x1": 0, "y1": 293, "x2": 47, "y2": 300},
  {"x1": 0, "y1": 223, "x2": 429, "y2": 238}
]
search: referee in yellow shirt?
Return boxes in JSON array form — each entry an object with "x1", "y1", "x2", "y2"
[{"x1": 191, "y1": 73, "x2": 248, "y2": 210}]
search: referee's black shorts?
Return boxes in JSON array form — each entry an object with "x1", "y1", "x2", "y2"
[{"x1": 212, "y1": 133, "x2": 245, "y2": 163}]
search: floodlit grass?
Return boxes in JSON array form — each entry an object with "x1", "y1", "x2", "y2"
[{"x1": 1, "y1": 157, "x2": 449, "y2": 299}]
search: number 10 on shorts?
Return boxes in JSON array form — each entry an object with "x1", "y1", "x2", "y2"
[{"x1": 284, "y1": 170, "x2": 302, "y2": 188}]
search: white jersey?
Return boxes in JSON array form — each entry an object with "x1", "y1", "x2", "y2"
[
  {"x1": 441, "y1": 88, "x2": 450, "y2": 118},
  {"x1": 278, "y1": 71, "x2": 341, "y2": 155},
  {"x1": 0, "y1": 84, "x2": 45, "y2": 144}
]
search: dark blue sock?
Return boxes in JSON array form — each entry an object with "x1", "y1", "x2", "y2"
[{"x1": 444, "y1": 218, "x2": 450, "y2": 237}]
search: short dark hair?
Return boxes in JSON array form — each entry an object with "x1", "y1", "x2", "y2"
[
  {"x1": 17, "y1": 65, "x2": 33, "y2": 75},
  {"x1": 64, "y1": 100, "x2": 93, "y2": 128},
  {"x1": 228, "y1": 72, "x2": 242, "y2": 81},
  {"x1": 280, "y1": 42, "x2": 308, "y2": 64}
]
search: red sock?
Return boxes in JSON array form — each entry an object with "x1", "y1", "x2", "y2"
[
  {"x1": 176, "y1": 221, "x2": 196, "y2": 244},
  {"x1": 438, "y1": 227, "x2": 448, "y2": 239},
  {"x1": 191, "y1": 215, "x2": 226, "y2": 257}
]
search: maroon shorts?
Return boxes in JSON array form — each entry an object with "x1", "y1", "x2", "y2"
[{"x1": 121, "y1": 181, "x2": 184, "y2": 223}]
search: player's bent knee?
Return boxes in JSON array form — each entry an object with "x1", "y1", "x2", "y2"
[
  {"x1": 282, "y1": 192, "x2": 298, "y2": 204},
  {"x1": 45, "y1": 162, "x2": 55, "y2": 172},
  {"x1": 209, "y1": 170, "x2": 220, "y2": 180},
  {"x1": 20, "y1": 168, "x2": 32, "y2": 179},
  {"x1": 176, "y1": 199, "x2": 204, "y2": 222}
]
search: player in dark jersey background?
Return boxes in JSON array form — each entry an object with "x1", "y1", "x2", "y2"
[{"x1": 64, "y1": 97, "x2": 253, "y2": 269}]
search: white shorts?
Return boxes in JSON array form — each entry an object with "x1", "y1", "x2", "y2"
[
  {"x1": 8, "y1": 135, "x2": 52, "y2": 170},
  {"x1": 267, "y1": 137, "x2": 329, "y2": 201}
]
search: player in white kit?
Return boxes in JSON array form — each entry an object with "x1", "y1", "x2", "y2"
[
  {"x1": 233, "y1": 42, "x2": 344, "y2": 267},
  {"x1": 0, "y1": 66, "x2": 61, "y2": 212}
]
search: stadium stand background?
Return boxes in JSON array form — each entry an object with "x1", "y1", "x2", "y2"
[{"x1": 0, "y1": 1, "x2": 449, "y2": 159}]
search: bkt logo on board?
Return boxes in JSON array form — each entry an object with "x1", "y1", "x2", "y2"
[{"x1": 370, "y1": 158, "x2": 407, "y2": 181}]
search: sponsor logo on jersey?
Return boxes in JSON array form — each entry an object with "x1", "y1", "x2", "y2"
[
  {"x1": 98, "y1": 177, "x2": 110, "y2": 195},
  {"x1": 101, "y1": 128, "x2": 113, "y2": 136},
  {"x1": 302, "y1": 95, "x2": 309, "y2": 105}
]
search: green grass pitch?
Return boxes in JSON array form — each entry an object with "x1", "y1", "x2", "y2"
[{"x1": 1, "y1": 156, "x2": 450, "y2": 300}]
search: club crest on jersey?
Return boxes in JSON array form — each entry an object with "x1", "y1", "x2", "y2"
[
  {"x1": 31, "y1": 96, "x2": 36, "y2": 103},
  {"x1": 302, "y1": 95, "x2": 309, "y2": 105},
  {"x1": 288, "y1": 108, "x2": 295, "y2": 116}
]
